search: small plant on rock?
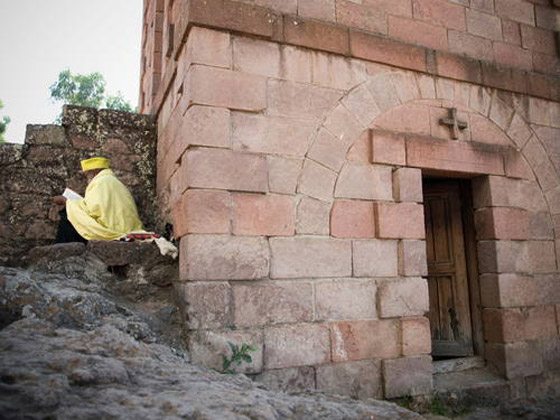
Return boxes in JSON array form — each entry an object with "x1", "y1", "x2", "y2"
[{"x1": 221, "y1": 342, "x2": 256, "y2": 374}]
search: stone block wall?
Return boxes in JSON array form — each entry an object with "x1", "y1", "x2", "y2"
[
  {"x1": 0, "y1": 106, "x2": 157, "y2": 266},
  {"x1": 141, "y1": 0, "x2": 560, "y2": 400}
]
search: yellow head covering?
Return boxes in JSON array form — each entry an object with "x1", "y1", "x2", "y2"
[{"x1": 80, "y1": 157, "x2": 110, "y2": 172}]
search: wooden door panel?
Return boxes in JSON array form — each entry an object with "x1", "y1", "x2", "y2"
[{"x1": 424, "y1": 180, "x2": 474, "y2": 357}]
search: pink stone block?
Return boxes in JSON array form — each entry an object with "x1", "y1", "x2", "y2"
[
  {"x1": 399, "y1": 240, "x2": 428, "y2": 277},
  {"x1": 335, "y1": 164, "x2": 393, "y2": 201},
  {"x1": 264, "y1": 324, "x2": 331, "y2": 369},
  {"x1": 232, "y1": 281, "x2": 313, "y2": 327},
  {"x1": 185, "y1": 148, "x2": 267, "y2": 193},
  {"x1": 232, "y1": 193, "x2": 295, "y2": 236},
  {"x1": 185, "y1": 27, "x2": 232, "y2": 68},
  {"x1": 375, "y1": 203, "x2": 425, "y2": 239},
  {"x1": 172, "y1": 106, "x2": 231, "y2": 153},
  {"x1": 374, "y1": 104, "x2": 431, "y2": 136},
  {"x1": 267, "y1": 156, "x2": 302, "y2": 195},
  {"x1": 352, "y1": 240, "x2": 398, "y2": 277},
  {"x1": 371, "y1": 130, "x2": 406, "y2": 166},
  {"x1": 483, "y1": 306, "x2": 558, "y2": 343},
  {"x1": 296, "y1": 196, "x2": 330, "y2": 235},
  {"x1": 393, "y1": 167, "x2": 423, "y2": 203},
  {"x1": 378, "y1": 277, "x2": 430, "y2": 318},
  {"x1": 298, "y1": 160, "x2": 337, "y2": 201},
  {"x1": 480, "y1": 273, "x2": 539, "y2": 308},
  {"x1": 486, "y1": 341, "x2": 543, "y2": 379},
  {"x1": 177, "y1": 282, "x2": 232, "y2": 329},
  {"x1": 268, "y1": 79, "x2": 342, "y2": 120},
  {"x1": 172, "y1": 189, "x2": 231, "y2": 237},
  {"x1": 470, "y1": 114, "x2": 511, "y2": 147},
  {"x1": 187, "y1": 65, "x2": 267, "y2": 112},
  {"x1": 270, "y1": 237, "x2": 352, "y2": 279},
  {"x1": 315, "y1": 279, "x2": 377, "y2": 321},
  {"x1": 180, "y1": 235, "x2": 269, "y2": 280},
  {"x1": 330, "y1": 320, "x2": 400, "y2": 362},
  {"x1": 330, "y1": 200, "x2": 375, "y2": 238},
  {"x1": 382, "y1": 356, "x2": 432, "y2": 398},
  {"x1": 233, "y1": 36, "x2": 280, "y2": 78},
  {"x1": 316, "y1": 360, "x2": 382, "y2": 399},
  {"x1": 281, "y1": 45, "x2": 312, "y2": 83},
  {"x1": 308, "y1": 128, "x2": 349, "y2": 172},
  {"x1": 474, "y1": 207, "x2": 529, "y2": 240},
  {"x1": 232, "y1": 113, "x2": 315, "y2": 158},
  {"x1": 402, "y1": 317, "x2": 432, "y2": 356}
]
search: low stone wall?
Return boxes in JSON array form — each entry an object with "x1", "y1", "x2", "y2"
[{"x1": 0, "y1": 105, "x2": 157, "y2": 266}]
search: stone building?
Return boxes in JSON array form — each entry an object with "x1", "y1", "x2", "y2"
[{"x1": 139, "y1": 0, "x2": 560, "y2": 399}]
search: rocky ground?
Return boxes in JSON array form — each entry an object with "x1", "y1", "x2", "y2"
[
  {"x1": 1, "y1": 243, "x2": 558, "y2": 420},
  {"x1": 0, "y1": 244, "x2": 422, "y2": 420}
]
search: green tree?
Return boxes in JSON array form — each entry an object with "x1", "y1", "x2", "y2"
[
  {"x1": 49, "y1": 70, "x2": 136, "y2": 117},
  {"x1": 0, "y1": 99, "x2": 10, "y2": 143}
]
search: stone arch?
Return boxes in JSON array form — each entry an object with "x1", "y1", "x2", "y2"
[{"x1": 295, "y1": 69, "x2": 559, "y2": 241}]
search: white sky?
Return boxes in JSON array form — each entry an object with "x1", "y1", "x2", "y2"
[{"x1": 0, "y1": 0, "x2": 143, "y2": 143}]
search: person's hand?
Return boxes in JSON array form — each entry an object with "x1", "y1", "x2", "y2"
[{"x1": 51, "y1": 195, "x2": 67, "y2": 205}]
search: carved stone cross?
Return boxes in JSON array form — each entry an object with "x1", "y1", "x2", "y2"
[{"x1": 439, "y1": 108, "x2": 467, "y2": 140}]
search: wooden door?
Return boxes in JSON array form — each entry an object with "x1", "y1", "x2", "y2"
[{"x1": 424, "y1": 180, "x2": 474, "y2": 358}]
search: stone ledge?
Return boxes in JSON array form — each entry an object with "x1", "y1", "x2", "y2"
[{"x1": 148, "y1": 0, "x2": 560, "y2": 114}]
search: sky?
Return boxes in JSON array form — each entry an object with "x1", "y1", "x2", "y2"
[{"x1": 0, "y1": 0, "x2": 143, "y2": 143}]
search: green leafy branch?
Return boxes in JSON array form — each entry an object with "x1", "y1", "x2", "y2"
[{"x1": 221, "y1": 342, "x2": 256, "y2": 374}]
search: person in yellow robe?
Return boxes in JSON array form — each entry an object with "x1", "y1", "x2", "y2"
[{"x1": 52, "y1": 157, "x2": 144, "y2": 242}]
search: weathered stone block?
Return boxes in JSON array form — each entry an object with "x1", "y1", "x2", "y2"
[
  {"x1": 268, "y1": 79, "x2": 342, "y2": 120},
  {"x1": 330, "y1": 320, "x2": 400, "y2": 362},
  {"x1": 480, "y1": 273, "x2": 539, "y2": 308},
  {"x1": 298, "y1": 160, "x2": 337, "y2": 201},
  {"x1": 264, "y1": 324, "x2": 330, "y2": 369},
  {"x1": 335, "y1": 164, "x2": 393, "y2": 201},
  {"x1": 232, "y1": 113, "x2": 314, "y2": 157},
  {"x1": 187, "y1": 65, "x2": 266, "y2": 111},
  {"x1": 233, "y1": 36, "x2": 280, "y2": 77},
  {"x1": 375, "y1": 203, "x2": 425, "y2": 239},
  {"x1": 189, "y1": 329, "x2": 263, "y2": 374},
  {"x1": 232, "y1": 281, "x2": 313, "y2": 327},
  {"x1": 284, "y1": 17, "x2": 349, "y2": 55},
  {"x1": 177, "y1": 282, "x2": 232, "y2": 329},
  {"x1": 393, "y1": 167, "x2": 423, "y2": 203},
  {"x1": 383, "y1": 356, "x2": 432, "y2": 398},
  {"x1": 185, "y1": 27, "x2": 232, "y2": 68},
  {"x1": 352, "y1": 240, "x2": 398, "y2": 278},
  {"x1": 267, "y1": 156, "x2": 301, "y2": 195},
  {"x1": 474, "y1": 207, "x2": 529, "y2": 240},
  {"x1": 308, "y1": 128, "x2": 349, "y2": 172},
  {"x1": 399, "y1": 240, "x2": 428, "y2": 277},
  {"x1": 330, "y1": 200, "x2": 375, "y2": 238},
  {"x1": 323, "y1": 104, "x2": 365, "y2": 147},
  {"x1": 315, "y1": 279, "x2": 377, "y2": 321},
  {"x1": 180, "y1": 235, "x2": 269, "y2": 280},
  {"x1": 472, "y1": 177, "x2": 547, "y2": 213},
  {"x1": 486, "y1": 341, "x2": 543, "y2": 379},
  {"x1": 483, "y1": 306, "x2": 558, "y2": 343},
  {"x1": 371, "y1": 130, "x2": 406, "y2": 166},
  {"x1": 172, "y1": 189, "x2": 231, "y2": 237},
  {"x1": 253, "y1": 366, "x2": 315, "y2": 393},
  {"x1": 232, "y1": 193, "x2": 295, "y2": 236},
  {"x1": 402, "y1": 317, "x2": 431, "y2": 356},
  {"x1": 378, "y1": 277, "x2": 429, "y2": 318},
  {"x1": 477, "y1": 240, "x2": 556, "y2": 274},
  {"x1": 185, "y1": 148, "x2": 267, "y2": 193},
  {"x1": 316, "y1": 360, "x2": 382, "y2": 399},
  {"x1": 296, "y1": 196, "x2": 330, "y2": 235},
  {"x1": 281, "y1": 45, "x2": 312, "y2": 84},
  {"x1": 406, "y1": 136, "x2": 504, "y2": 176},
  {"x1": 172, "y1": 106, "x2": 231, "y2": 154},
  {"x1": 270, "y1": 237, "x2": 352, "y2": 278}
]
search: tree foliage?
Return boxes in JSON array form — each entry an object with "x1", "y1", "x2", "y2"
[
  {"x1": 49, "y1": 70, "x2": 136, "y2": 115},
  {"x1": 0, "y1": 99, "x2": 10, "y2": 143}
]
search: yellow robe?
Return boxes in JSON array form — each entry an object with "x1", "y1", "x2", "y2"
[{"x1": 66, "y1": 169, "x2": 144, "y2": 240}]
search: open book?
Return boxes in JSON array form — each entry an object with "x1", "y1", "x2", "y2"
[{"x1": 62, "y1": 188, "x2": 83, "y2": 200}]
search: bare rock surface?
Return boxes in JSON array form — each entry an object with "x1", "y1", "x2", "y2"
[{"x1": 0, "y1": 255, "x2": 423, "y2": 419}]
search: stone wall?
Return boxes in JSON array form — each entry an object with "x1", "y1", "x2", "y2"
[
  {"x1": 140, "y1": 0, "x2": 560, "y2": 401},
  {"x1": 0, "y1": 106, "x2": 157, "y2": 266}
]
